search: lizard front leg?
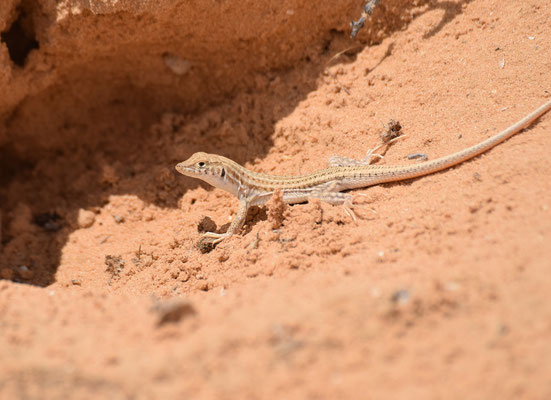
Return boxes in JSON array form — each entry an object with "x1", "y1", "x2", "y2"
[{"x1": 202, "y1": 199, "x2": 250, "y2": 244}]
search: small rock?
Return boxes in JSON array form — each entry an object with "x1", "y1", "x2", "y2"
[
  {"x1": 197, "y1": 216, "x2": 217, "y2": 233},
  {"x1": 391, "y1": 289, "x2": 410, "y2": 305},
  {"x1": 218, "y1": 251, "x2": 230, "y2": 262},
  {"x1": 407, "y1": 153, "x2": 428, "y2": 161},
  {"x1": 77, "y1": 209, "x2": 95, "y2": 228},
  {"x1": 152, "y1": 298, "x2": 197, "y2": 326}
]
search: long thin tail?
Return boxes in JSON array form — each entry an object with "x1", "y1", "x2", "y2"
[{"x1": 388, "y1": 99, "x2": 551, "y2": 180}]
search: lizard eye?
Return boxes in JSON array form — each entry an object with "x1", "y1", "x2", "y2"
[{"x1": 197, "y1": 162, "x2": 206, "y2": 167}]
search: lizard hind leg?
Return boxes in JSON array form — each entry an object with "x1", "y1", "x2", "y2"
[
  {"x1": 361, "y1": 134, "x2": 407, "y2": 164},
  {"x1": 309, "y1": 190, "x2": 359, "y2": 222},
  {"x1": 343, "y1": 196, "x2": 358, "y2": 222},
  {"x1": 327, "y1": 134, "x2": 407, "y2": 167},
  {"x1": 327, "y1": 153, "x2": 382, "y2": 167}
]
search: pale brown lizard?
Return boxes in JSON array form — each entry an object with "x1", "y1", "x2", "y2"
[{"x1": 176, "y1": 100, "x2": 551, "y2": 243}]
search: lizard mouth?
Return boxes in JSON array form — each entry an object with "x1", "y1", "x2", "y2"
[{"x1": 175, "y1": 162, "x2": 191, "y2": 175}]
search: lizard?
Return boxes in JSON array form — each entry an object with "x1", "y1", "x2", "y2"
[{"x1": 176, "y1": 99, "x2": 551, "y2": 244}]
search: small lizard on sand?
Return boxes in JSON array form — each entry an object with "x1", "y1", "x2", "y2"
[{"x1": 176, "y1": 100, "x2": 551, "y2": 243}]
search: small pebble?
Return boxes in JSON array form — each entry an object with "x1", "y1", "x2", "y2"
[
  {"x1": 408, "y1": 153, "x2": 428, "y2": 160},
  {"x1": 77, "y1": 209, "x2": 95, "y2": 228},
  {"x1": 152, "y1": 298, "x2": 197, "y2": 325},
  {"x1": 391, "y1": 289, "x2": 410, "y2": 305}
]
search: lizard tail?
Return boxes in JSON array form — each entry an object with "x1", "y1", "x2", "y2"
[{"x1": 388, "y1": 99, "x2": 551, "y2": 180}]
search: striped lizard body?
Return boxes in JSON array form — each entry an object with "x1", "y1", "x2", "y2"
[{"x1": 176, "y1": 100, "x2": 551, "y2": 244}]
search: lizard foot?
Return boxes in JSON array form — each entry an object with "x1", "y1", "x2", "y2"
[
  {"x1": 343, "y1": 194, "x2": 378, "y2": 222},
  {"x1": 202, "y1": 231, "x2": 232, "y2": 245}
]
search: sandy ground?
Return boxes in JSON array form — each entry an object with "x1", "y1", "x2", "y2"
[{"x1": 1, "y1": 0, "x2": 551, "y2": 398}]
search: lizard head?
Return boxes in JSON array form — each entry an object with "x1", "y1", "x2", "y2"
[
  {"x1": 175, "y1": 152, "x2": 239, "y2": 195},
  {"x1": 175, "y1": 152, "x2": 226, "y2": 177}
]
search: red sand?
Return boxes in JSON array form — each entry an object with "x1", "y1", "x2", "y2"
[{"x1": 1, "y1": 0, "x2": 551, "y2": 398}]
